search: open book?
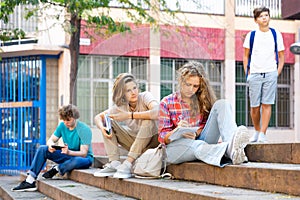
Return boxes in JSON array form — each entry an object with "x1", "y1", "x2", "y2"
[
  {"x1": 104, "y1": 114, "x2": 112, "y2": 134},
  {"x1": 168, "y1": 127, "x2": 198, "y2": 142}
]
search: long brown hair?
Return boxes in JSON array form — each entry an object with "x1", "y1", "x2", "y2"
[
  {"x1": 112, "y1": 73, "x2": 138, "y2": 106},
  {"x1": 177, "y1": 61, "x2": 216, "y2": 117}
]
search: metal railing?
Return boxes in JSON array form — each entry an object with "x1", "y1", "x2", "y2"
[
  {"x1": 100, "y1": 0, "x2": 283, "y2": 17},
  {"x1": 235, "y1": 0, "x2": 281, "y2": 18},
  {"x1": 0, "y1": 55, "x2": 46, "y2": 175}
]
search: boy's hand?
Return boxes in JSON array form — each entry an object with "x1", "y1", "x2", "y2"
[{"x1": 61, "y1": 144, "x2": 69, "y2": 154}]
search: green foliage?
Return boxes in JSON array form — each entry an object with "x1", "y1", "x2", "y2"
[
  {"x1": 0, "y1": 28, "x2": 25, "y2": 42},
  {"x1": 0, "y1": 0, "x2": 181, "y2": 104},
  {"x1": 0, "y1": 0, "x2": 180, "y2": 40},
  {"x1": 87, "y1": 15, "x2": 130, "y2": 35}
]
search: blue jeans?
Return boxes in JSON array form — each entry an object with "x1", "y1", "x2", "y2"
[
  {"x1": 166, "y1": 99, "x2": 238, "y2": 167},
  {"x1": 27, "y1": 145, "x2": 92, "y2": 179},
  {"x1": 199, "y1": 99, "x2": 237, "y2": 144}
]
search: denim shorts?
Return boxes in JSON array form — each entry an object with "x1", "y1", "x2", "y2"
[{"x1": 247, "y1": 71, "x2": 278, "y2": 107}]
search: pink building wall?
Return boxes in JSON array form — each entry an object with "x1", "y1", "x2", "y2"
[{"x1": 80, "y1": 23, "x2": 295, "y2": 64}]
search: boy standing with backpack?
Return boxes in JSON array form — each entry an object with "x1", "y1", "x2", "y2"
[{"x1": 243, "y1": 6, "x2": 285, "y2": 143}]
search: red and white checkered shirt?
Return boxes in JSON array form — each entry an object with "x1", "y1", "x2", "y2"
[{"x1": 158, "y1": 91, "x2": 207, "y2": 143}]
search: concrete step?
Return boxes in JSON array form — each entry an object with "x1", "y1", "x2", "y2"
[
  {"x1": 245, "y1": 143, "x2": 300, "y2": 164},
  {"x1": 68, "y1": 168, "x2": 300, "y2": 200},
  {"x1": 15, "y1": 173, "x2": 136, "y2": 200},
  {"x1": 94, "y1": 143, "x2": 300, "y2": 164},
  {"x1": 167, "y1": 161, "x2": 300, "y2": 196},
  {"x1": 0, "y1": 175, "x2": 52, "y2": 200},
  {"x1": 35, "y1": 177, "x2": 136, "y2": 200},
  {"x1": 3, "y1": 143, "x2": 300, "y2": 199},
  {"x1": 93, "y1": 156, "x2": 300, "y2": 196},
  {"x1": 93, "y1": 143, "x2": 300, "y2": 196}
]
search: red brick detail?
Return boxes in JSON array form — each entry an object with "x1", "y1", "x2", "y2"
[
  {"x1": 80, "y1": 22, "x2": 225, "y2": 60},
  {"x1": 80, "y1": 22, "x2": 150, "y2": 57},
  {"x1": 92, "y1": 142, "x2": 107, "y2": 156},
  {"x1": 160, "y1": 26, "x2": 225, "y2": 60}
]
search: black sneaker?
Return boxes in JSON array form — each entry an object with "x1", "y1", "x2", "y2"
[
  {"x1": 42, "y1": 166, "x2": 59, "y2": 179},
  {"x1": 11, "y1": 180, "x2": 37, "y2": 192}
]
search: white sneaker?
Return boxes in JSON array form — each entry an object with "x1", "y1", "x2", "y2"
[
  {"x1": 94, "y1": 160, "x2": 121, "y2": 177},
  {"x1": 257, "y1": 132, "x2": 268, "y2": 143},
  {"x1": 113, "y1": 160, "x2": 132, "y2": 179},
  {"x1": 249, "y1": 132, "x2": 259, "y2": 142},
  {"x1": 230, "y1": 126, "x2": 250, "y2": 165}
]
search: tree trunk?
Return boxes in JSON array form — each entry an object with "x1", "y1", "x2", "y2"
[{"x1": 68, "y1": 14, "x2": 81, "y2": 105}]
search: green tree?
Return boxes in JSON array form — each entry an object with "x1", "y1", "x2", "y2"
[{"x1": 0, "y1": 0, "x2": 179, "y2": 104}]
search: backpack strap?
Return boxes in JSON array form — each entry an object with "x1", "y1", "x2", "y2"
[
  {"x1": 270, "y1": 27, "x2": 278, "y2": 66},
  {"x1": 246, "y1": 28, "x2": 278, "y2": 79},
  {"x1": 134, "y1": 172, "x2": 173, "y2": 179},
  {"x1": 246, "y1": 30, "x2": 256, "y2": 78}
]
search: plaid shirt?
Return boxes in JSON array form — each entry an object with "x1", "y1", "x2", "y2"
[{"x1": 158, "y1": 91, "x2": 207, "y2": 143}]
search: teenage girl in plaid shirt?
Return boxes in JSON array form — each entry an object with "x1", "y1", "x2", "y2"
[{"x1": 159, "y1": 62, "x2": 250, "y2": 166}]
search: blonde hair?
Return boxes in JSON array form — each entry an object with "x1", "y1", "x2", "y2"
[
  {"x1": 112, "y1": 73, "x2": 138, "y2": 106},
  {"x1": 177, "y1": 61, "x2": 216, "y2": 117}
]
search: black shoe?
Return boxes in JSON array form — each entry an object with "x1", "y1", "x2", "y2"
[
  {"x1": 11, "y1": 180, "x2": 37, "y2": 192},
  {"x1": 42, "y1": 166, "x2": 59, "y2": 179}
]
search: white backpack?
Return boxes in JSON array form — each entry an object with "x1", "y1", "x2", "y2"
[{"x1": 133, "y1": 144, "x2": 172, "y2": 179}]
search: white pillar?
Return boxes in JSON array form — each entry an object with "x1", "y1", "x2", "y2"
[
  {"x1": 58, "y1": 48, "x2": 71, "y2": 106},
  {"x1": 149, "y1": 0, "x2": 161, "y2": 100},
  {"x1": 224, "y1": 0, "x2": 236, "y2": 117}
]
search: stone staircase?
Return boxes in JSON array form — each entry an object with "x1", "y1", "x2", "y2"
[{"x1": 1, "y1": 143, "x2": 300, "y2": 199}]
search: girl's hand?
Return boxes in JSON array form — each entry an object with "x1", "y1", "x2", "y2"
[
  {"x1": 164, "y1": 131, "x2": 172, "y2": 144},
  {"x1": 96, "y1": 113, "x2": 113, "y2": 139},
  {"x1": 178, "y1": 119, "x2": 189, "y2": 127},
  {"x1": 109, "y1": 108, "x2": 130, "y2": 121},
  {"x1": 101, "y1": 127, "x2": 113, "y2": 139}
]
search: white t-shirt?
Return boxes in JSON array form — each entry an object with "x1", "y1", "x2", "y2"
[
  {"x1": 243, "y1": 28, "x2": 284, "y2": 73},
  {"x1": 108, "y1": 91, "x2": 158, "y2": 134}
]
